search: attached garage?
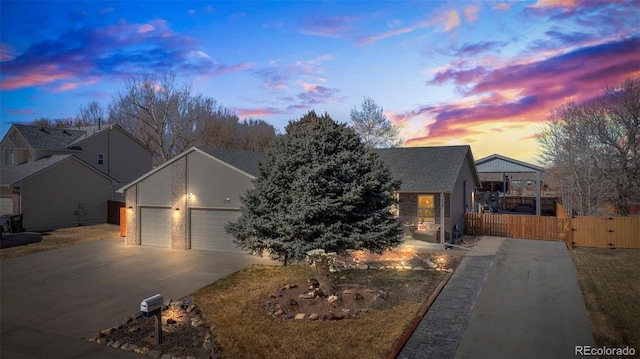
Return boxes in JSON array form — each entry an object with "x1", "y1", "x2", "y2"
[
  {"x1": 190, "y1": 209, "x2": 242, "y2": 252},
  {"x1": 119, "y1": 147, "x2": 262, "y2": 252},
  {"x1": 140, "y1": 207, "x2": 171, "y2": 247}
]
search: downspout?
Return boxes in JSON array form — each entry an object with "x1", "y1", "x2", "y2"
[{"x1": 440, "y1": 192, "x2": 445, "y2": 244}]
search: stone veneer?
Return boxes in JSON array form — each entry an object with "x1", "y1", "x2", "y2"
[
  {"x1": 171, "y1": 157, "x2": 188, "y2": 249},
  {"x1": 125, "y1": 185, "x2": 138, "y2": 245}
]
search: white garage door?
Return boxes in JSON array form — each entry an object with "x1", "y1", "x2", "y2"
[
  {"x1": 190, "y1": 209, "x2": 243, "y2": 252},
  {"x1": 140, "y1": 207, "x2": 171, "y2": 248}
]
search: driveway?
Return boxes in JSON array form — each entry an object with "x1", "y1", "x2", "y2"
[
  {"x1": 1, "y1": 238, "x2": 277, "y2": 358},
  {"x1": 398, "y1": 237, "x2": 596, "y2": 359}
]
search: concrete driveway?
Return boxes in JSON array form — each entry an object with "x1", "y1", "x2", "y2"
[{"x1": 1, "y1": 238, "x2": 277, "y2": 358}]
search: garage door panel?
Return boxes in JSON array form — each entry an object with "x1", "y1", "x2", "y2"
[
  {"x1": 190, "y1": 209, "x2": 242, "y2": 252},
  {"x1": 140, "y1": 207, "x2": 171, "y2": 247}
]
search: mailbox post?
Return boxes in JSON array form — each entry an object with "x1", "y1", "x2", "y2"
[{"x1": 140, "y1": 294, "x2": 163, "y2": 345}]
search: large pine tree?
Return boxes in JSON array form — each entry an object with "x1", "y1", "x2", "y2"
[{"x1": 226, "y1": 111, "x2": 402, "y2": 266}]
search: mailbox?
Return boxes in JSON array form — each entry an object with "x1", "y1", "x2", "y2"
[{"x1": 140, "y1": 294, "x2": 163, "y2": 318}]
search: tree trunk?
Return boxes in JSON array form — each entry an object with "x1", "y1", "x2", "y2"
[{"x1": 313, "y1": 254, "x2": 335, "y2": 296}]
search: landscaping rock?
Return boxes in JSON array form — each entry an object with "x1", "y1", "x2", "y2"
[
  {"x1": 167, "y1": 318, "x2": 176, "y2": 325},
  {"x1": 203, "y1": 339, "x2": 215, "y2": 351},
  {"x1": 294, "y1": 313, "x2": 306, "y2": 320},
  {"x1": 298, "y1": 292, "x2": 314, "y2": 299},
  {"x1": 191, "y1": 317, "x2": 203, "y2": 327},
  {"x1": 309, "y1": 313, "x2": 319, "y2": 321},
  {"x1": 412, "y1": 266, "x2": 426, "y2": 271},
  {"x1": 148, "y1": 349, "x2": 162, "y2": 358}
]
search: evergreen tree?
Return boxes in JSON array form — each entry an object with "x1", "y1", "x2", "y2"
[{"x1": 226, "y1": 111, "x2": 402, "y2": 268}]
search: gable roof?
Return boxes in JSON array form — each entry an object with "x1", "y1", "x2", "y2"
[
  {"x1": 69, "y1": 124, "x2": 155, "y2": 155},
  {"x1": 200, "y1": 148, "x2": 265, "y2": 177},
  {"x1": 117, "y1": 147, "x2": 265, "y2": 193},
  {"x1": 374, "y1": 146, "x2": 479, "y2": 193},
  {"x1": 475, "y1": 154, "x2": 543, "y2": 173},
  {"x1": 0, "y1": 155, "x2": 114, "y2": 186},
  {"x1": 9, "y1": 125, "x2": 86, "y2": 150}
]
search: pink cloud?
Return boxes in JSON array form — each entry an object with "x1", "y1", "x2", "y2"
[
  {"x1": 0, "y1": 65, "x2": 74, "y2": 90},
  {"x1": 527, "y1": 0, "x2": 578, "y2": 8},
  {"x1": 493, "y1": 3, "x2": 511, "y2": 10},
  {"x1": 463, "y1": 6, "x2": 480, "y2": 22},
  {"x1": 406, "y1": 37, "x2": 640, "y2": 150},
  {"x1": 234, "y1": 107, "x2": 282, "y2": 118}
]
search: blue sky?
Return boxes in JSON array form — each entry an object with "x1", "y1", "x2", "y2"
[{"x1": 1, "y1": 0, "x2": 638, "y2": 164}]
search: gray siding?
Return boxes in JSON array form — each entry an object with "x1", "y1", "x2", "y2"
[
  {"x1": 451, "y1": 155, "x2": 478, "y2": 233},
  {"x1": 20, "y1": 159, "x2": 112, "y2": 231},
  {"x1": 186, "y1": 151, "x2": 253, "y2": 209},
  {"x1": 137, "y1": 165, "x2": 171, "y2": 206},
  {"x1": 74, "y1": 127, "x2": 153, "y2": 183}
]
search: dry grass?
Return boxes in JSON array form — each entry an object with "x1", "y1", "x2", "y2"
[
  {"x1": 193, "y1": 264, "x2": 447, "y2": 359},
  {"x1": 0, "y1": 223, "x2": 120, "y2": 260},
  {"x1": 570, "y1": 248, "x2": 640, "y2": 355}
]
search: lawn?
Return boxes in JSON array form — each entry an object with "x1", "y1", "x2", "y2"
[
  {"x1": 192, "y1": 264, "x2": 449, "y2": 359},
  {"x1": 0, "y1": 223, "x2": 120, "y2": 260},
  {"x1": 570, "y1": 247, "x2": 640, "y2": 356}
]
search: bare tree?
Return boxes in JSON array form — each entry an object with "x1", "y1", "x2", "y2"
[
  {"x1": 108, "y1": 72, "x2": 276, "y2": 163},
  {"x1": 77, "y1": 100, "x2": 106, "y2": 128},
  {"x1": 350, "y1": 97, "x2": 402, "y2": 148},
  {"x1": 29, "y1": 118, "x2": 74, "y2": 128},
  {"x1": 538, "y1": 77, "x2": 640, "y2": 216},
  {"x1": 109, "y1": 72, "x2": 196, "y2": 163}
]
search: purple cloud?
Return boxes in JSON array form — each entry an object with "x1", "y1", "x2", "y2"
[{"x1": 0, "y1": 20, "x2": 251, "y2": 92}]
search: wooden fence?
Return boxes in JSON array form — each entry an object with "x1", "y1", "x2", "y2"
[
  {"x1": 107, "y1": 200, "x2": 125, "y2": 225},
  {"x1": 466, "y1": 206, "x2": 640, "y2": 249},
  {"x1": 464, "y1": 213, "x2": 564, "y2": 241}
]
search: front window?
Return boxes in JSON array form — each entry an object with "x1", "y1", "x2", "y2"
[
  {"x1": 418, "y1": 195, "x2": 435, "y2": 223},
  {"x1": 4, "y1": 149, "x2": 15, "y2": 165}
]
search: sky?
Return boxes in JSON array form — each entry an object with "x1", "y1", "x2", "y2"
[{"x1": 1, "y1": 1, "x2": 639, "y2": 165}]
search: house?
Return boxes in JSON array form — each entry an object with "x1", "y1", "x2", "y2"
[
  {"x1": 0, "y1": 124, "x2": 154, "y2": 230},
  {"x1": 375, "y1": 146, "x2": 481, "y2": 243},
  {"x1": 119, "y1": 145, "x2": 480, "y2": 252}
]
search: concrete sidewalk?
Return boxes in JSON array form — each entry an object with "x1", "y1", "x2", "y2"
[{"x1": 398, "y1": 237, "x2": 596, "y2": 359}]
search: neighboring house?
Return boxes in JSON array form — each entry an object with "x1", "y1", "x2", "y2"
[
  {"x1": 475, "y1": 154, "x2": 544, "y2": 216},
  {"x1": 119, "y1": 145, "x2": 480, "y2": 253},
  {"x1": 0, "y1": 155, "x2": 114, "y2": 231},
  {"x1": 0, "y1": 124, "x2": 154, "y2": 230}
]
